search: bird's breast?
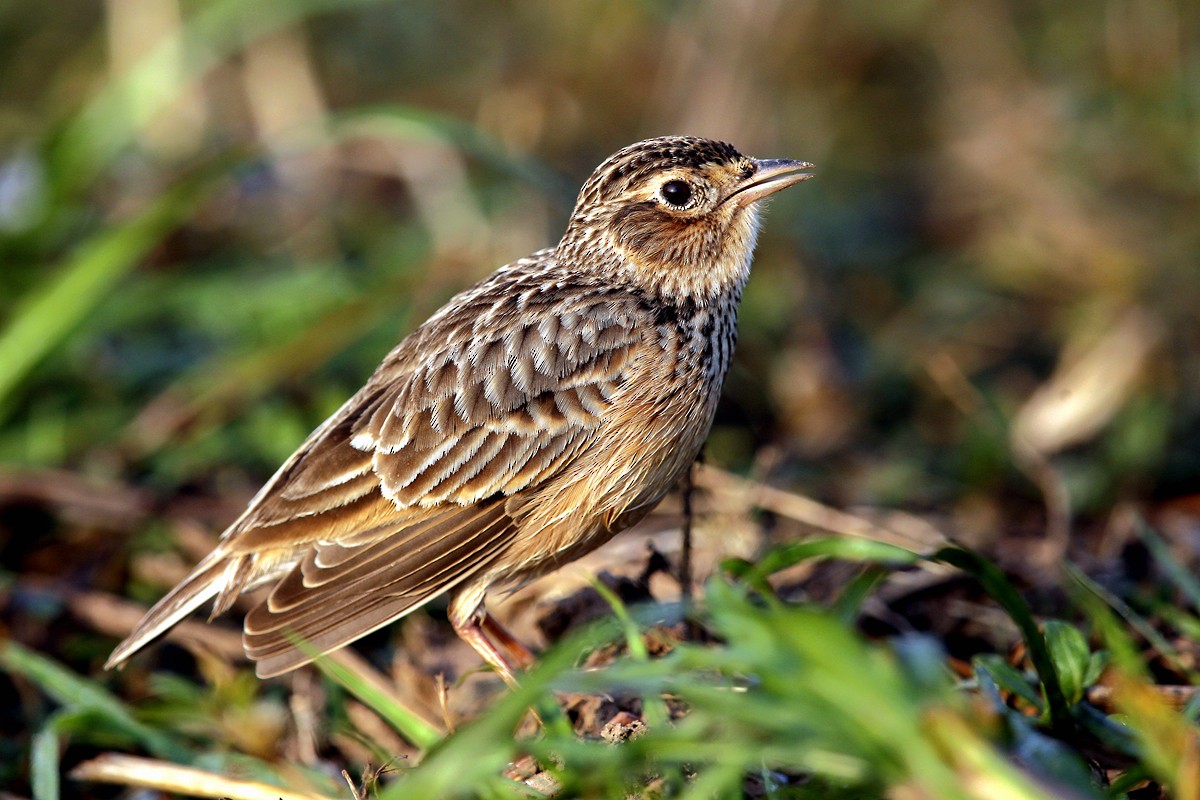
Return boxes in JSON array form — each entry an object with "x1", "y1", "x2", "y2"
[{"x1": 513, "y1": 294, "x2": 740, "y2": 542}]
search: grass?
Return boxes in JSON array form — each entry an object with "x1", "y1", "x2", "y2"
[{"x1": 6, "y1": 528, "x2": 1200, "y2": 798}]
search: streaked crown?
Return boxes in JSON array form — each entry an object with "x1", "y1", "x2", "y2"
[{"x1": 575, "y1": 137, "x2": 748, "y2": 207}]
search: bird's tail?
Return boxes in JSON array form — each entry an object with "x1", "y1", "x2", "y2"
[{"x1": 104, "y1": 554, "x2": 226, "y2": 670}]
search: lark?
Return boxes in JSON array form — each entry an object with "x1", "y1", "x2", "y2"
[{"x1": 107, "y1": 136, "x2": 812, "y2": 683}]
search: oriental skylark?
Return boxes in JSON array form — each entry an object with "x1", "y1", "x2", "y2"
[{"x1": 107, "y1": 136, "x2": 812, "y2": 683}]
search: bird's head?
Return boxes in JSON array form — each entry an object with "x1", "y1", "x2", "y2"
[{"x1": 560, "y1": 136, "x2": 812, "y2": 300}]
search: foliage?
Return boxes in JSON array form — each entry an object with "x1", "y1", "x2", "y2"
[{"x1": 7, "y1": 536, "x2": 1200, "y2": 798}]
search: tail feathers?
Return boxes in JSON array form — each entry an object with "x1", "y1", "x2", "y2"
[{"x1": 104, "y1": 556, "x2": 227, "y2": 670}]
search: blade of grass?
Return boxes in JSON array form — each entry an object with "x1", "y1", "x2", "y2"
[
  {"x1": 754, "y1": 536, "x2": 921, "y2": 578},
  {"x1": 589, "y1": 577, "x2": 649, "y2": 663},
  {"x1": 380, "y1": 633, "x2": 594, "y2": 800},
  {"x1": 832, "y1": 565, "x2": 891, "y2": 624},
  {"x1": 0, "y1": 641, "x2": 192, "y2": 762},
  {"x1": 934, "y1": 546, "x2": 1072, "y2": 732},
  {"x1": 0, "y1": 170, "x2": 217, "y2": 422},
  {"x1": 1108, "y1": 674, "x2": 1200, "y2": 798},
  {"x1": 1071, "y1": 580, "x2": 1187, "y2": 774},
  {"x1": 924, "y1": 710, "x2": 1076, "y2": 800},
  {"x1": 1064, "y1": 561, "x2": 1196, "y2": 681},
  {"x1": 313, "y1": 649, "x2": 443, "y2": 751},
  {"x1": 722, "y1": 536, "x2": 920, "y2": 599},
  {"x1": 973, "y1": 654, "x2": 1044, "y2": 711},
  {"x1": 1135, "y1": 517, "x2": 1200, "y2": 614},
  {"x1": 589, "y1": 576, "x2": 671, "y2": 729},
  {"x1": 32, "y1": 709, "x2": 74, "y2": 800}
]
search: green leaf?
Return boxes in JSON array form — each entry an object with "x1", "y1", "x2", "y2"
[
  {"x1": 934, "y1": 546, "x2": 1071, "y2": 731},
  {"x1": 726, "y1": 536, "x2": 921, "y2": 592},
  {"x1": 1083, "y1": 650, "x2": 1108, "y2": 688},
  {"x1": 973, "y1": 655, "x2": 1043, "y2": 711},
  {"x1": 1042, "y1": 620, "x2": 1091, "y2": 706}
]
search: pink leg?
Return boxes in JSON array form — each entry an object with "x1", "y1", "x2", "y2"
[
  {"x1": 449, "y1": 594, "x2": 535, "y2": 686},
  {"x1": 481, "y1": 613, "x2": 537, "y2": 671}
]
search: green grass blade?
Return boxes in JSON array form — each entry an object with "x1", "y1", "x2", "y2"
[
  {"x1": 758, "y1": 536, "x2": 921, "y2": 575},
  {"x1": 381, "y1": 639, "x2": 589, "y2": 799},
  {"x1": 31, "y1": 710, "x2": 71, "y2": 800},
  {"x1": 832, "y1": 565, "x2": 891, "y2": 624},
  {"x1": 973, "y1": 654, "x2": 1043, "y2": 711},
  {"x1": 1081, "y1": 596, "x2": 1200, "y2": 790},
  {"x1": 934, "y1": 546, "x2": 1072, "y2": 732},
  {"x1": 313, "y1": 654, "x2": 443, "y2": 750},
  {"x1": 0, "y1": 173, "x2": 216, "y2": 421},
  {"x1": 1135, "y1": 517, "x2": 1200, "y2": 613},
  {"x1": 1065, "y1": 561, "x2": 1194, "y2": 680},
  {"x1": 589, "y1": 576, "x2": 674, "y2": 729},
  {"x1": 723, "y1": 536, "x2": 921, "y2": 598},
  {"x1": 0, "y1": 641, "x2": 191, "y2": 762},
  {"x1": 589, "y1": 577, "x2": 649, "y2": 663}
]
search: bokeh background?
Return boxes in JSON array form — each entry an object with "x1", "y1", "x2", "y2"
[
  {"x1": 5, "y1": 0, "x2": 1199, "y2": 547},
  {"x1": 2, "y1": 0, "x2": 1200, "y2": 791}
]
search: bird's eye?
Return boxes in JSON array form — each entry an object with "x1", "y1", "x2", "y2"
[{"x1": 659, "y1": 180, "x2": 694, "y2": 208}]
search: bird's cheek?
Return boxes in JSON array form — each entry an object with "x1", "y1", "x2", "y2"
[
  {"x1": 725, "y1": 204, "x2": 762, "y2": 250},
  {"x1": 609, "y1": 210, "x2": 684, "y2": 264}
]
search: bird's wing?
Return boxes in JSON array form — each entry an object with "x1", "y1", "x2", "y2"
[
  {"x1": 229, "y1": 268, "x2": 646, "y2": 544},
  {"x1": 110, "y1": 265, "x2": 651, "y2": 674},
  {"x1": 234, "y1": 272, "x2": 648, "y2": 673},
  {"x1": 243, "y1": 499, "x2": 514, "y2": 675}
]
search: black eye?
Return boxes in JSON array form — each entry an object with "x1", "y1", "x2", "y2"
[{"x1": 660, "y1": 180, "x2": 693, "y2": 208}]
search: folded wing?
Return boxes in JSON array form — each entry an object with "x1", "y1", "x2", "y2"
[{"x1": 109, "y1": 265, "x2": 651, "y2": 674}]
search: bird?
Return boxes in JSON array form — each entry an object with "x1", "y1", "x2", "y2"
[{"x1": 106, "y1": 136, "x2": 813, "y2": 685}]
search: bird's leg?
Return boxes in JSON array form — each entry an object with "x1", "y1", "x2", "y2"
[
  {"x1": 450, "y1": 597, "x2": 547, "y2": 737},
  {"x1": 481, "y1": 612, "x2": 537, "y2": 671},
  {"x1": 449, "y1": 598, "x2": 531, "y2": 687}
]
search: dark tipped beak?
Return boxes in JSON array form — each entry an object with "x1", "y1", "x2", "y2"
[{"x1": 727, "y1": 158, "x2": 814, "y2": 207}]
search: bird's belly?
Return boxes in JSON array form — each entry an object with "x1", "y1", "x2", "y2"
[{"x1": 497, "y1": 369, "x2": 720, "y2": 584}]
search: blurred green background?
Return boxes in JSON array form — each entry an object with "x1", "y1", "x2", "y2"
[{"x1": 2, "y1": 0, "x2": 1199, "y2": 564}]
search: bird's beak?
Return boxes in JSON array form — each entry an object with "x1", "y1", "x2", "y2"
[{"x1": 727, "y1": 159, "x2": 814, "y2": 207}]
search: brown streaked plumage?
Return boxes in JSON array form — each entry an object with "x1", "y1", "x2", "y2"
[{"x1": 106, "y1": 136, "x2": 813, "y2": 683}]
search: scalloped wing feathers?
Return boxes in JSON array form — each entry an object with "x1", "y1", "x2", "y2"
[{"x1": 108, "y1": 259, "x2": 655, "y2": 673}]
